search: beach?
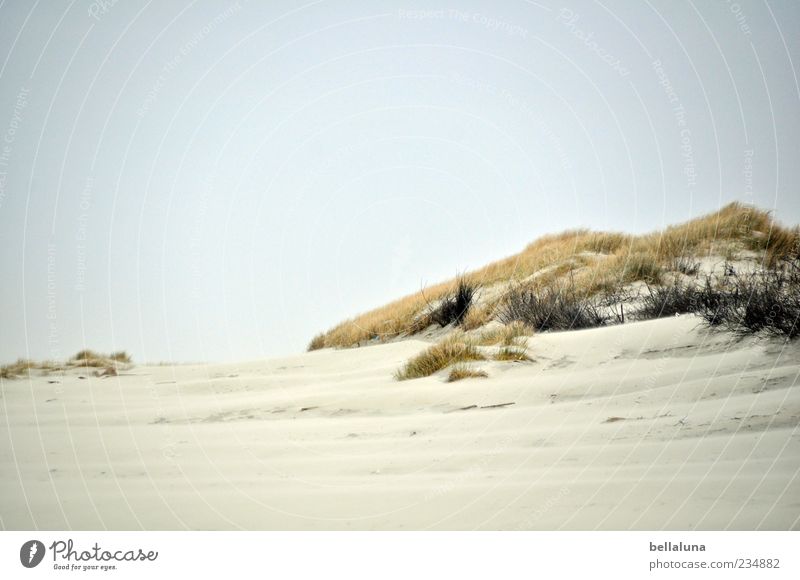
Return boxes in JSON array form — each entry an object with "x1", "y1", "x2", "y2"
[{"x1": 2, "y1": 315, "x2": 798, "y2": 530}]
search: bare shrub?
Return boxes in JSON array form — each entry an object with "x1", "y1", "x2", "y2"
[
  {"x1": 427, "y1": 277, "x2": 477, "y2": 328},
  {"x1": 631, "y1": 262, "x2": 800, "y2": 339},
  {"x1": 498, "y1": 281, "x2": 606, "y2": 331},
  {"x1": 637, "y1": 280, "x2": 704, "y2": 320},
  {"x1": 698, "y1": 263, "x2": 800, "y2": 338}
]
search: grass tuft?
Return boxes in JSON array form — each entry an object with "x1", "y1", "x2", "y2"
[
  {"x1": 395, "y1": 333, "x2": 485, "y2": 381},
  {"x1": 109, "y1": 351, "x2": 132, "y2": 363},
  {"x1": 447, "y1": 365, "x2": 488, "y2": 382},
  {"x1": 478, "y1": 321, "x2": 534, "y2": 346},
  {"x1": 494, "y1": 346, "x2": 532, "y2": 362},
  {"x1": 72, "y1": 349, "x2": 103, "y2": 362}
]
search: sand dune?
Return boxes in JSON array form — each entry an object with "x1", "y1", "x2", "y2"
[{"x1": 1, "y1": 315, "x2": 798, "y2": 530}]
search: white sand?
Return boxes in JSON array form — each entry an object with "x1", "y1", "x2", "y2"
[{"x1": 2, "y1": 315, "x2": 799, "y2": 530}]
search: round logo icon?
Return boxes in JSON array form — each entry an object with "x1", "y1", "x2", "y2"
[{"x1": 20, "y1": 540, "x2": 45, "y2": 568}]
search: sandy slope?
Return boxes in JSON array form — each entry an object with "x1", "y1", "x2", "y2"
[{"x1": 1, "y1": 315, "x2": 799, "y2": 530}]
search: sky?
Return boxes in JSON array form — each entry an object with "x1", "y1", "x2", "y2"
[{"x1": 0, "y1": 0, "x2": 798, "y2": 364}]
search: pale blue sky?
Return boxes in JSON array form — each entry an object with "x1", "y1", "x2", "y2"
[{"x1": 1, "y1": 0, "x2": 798, "y2": 363}]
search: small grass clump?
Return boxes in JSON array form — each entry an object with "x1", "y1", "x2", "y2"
[
  {"x1": 109, "y1": 351, "x2": 132, "y2": 363},
  {"x1": 72, "y1": 349, "x2": 101, "y2": 360},
  {"x1": 71, "y1": 349, "x2": 132, "y2": 367},
  {"x1": 478, "y1": 321, "x2": 534, "y2": 346},
  {"x1": 494, "y1": 347, "x2": 532, "y2": 362},
  {"x1": 71, "y1": 349, "x2": 107, "y2": 367},
  {"x1": 447, "y1": 365, "x2": 488, "y2": 382},
  {"x1": 395, "y1": 333, "x2": 485, "y2": 381}
]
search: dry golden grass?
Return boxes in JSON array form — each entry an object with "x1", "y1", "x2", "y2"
[
  {"x1": 763, "y1": 225, "x2": 800, "y2": 266},
  {"x1": 307, "y1": 333, "x2": 326, "y2": 351},
  {"x1": 0, "y1": 358, "x2": 37, "y2": 379},
  {"x1": 109, "y1": 351, "x2": 132, "y2": 363},
  {"x1": 0, "y1": 358, "x2": 74, "y2": 378},
  {"x1": 71, "y1": 349, "x2": 132, "y2": 367},
  {"x1": 570, "y1": 252, "x2": 664, "y2": 296},
  {"x1": 395, "y1": 332, "x2": 485, "y2": 381},
  {"x1": 72, "y1": 351, "x2": 112, "y2": 367},
  {"x1": 478, "y1": 321, "x2": 534, "y2": 346},
  {"x1": 447, "y1": 365, "x2": 489, "y2": 382},
  {"x1": 460, "y1": 299, "x2": 499, "y2": 331},
  {"x1": 310, "y1": 203, "x2": 798, "y2": 349}
]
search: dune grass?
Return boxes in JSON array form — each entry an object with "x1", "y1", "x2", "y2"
[
  {"x1": 394, "y1": 333, "x2": 485, "y2": 381},
  {"x1": 1, "y1": 349, "x2": 132, "y2": 379},
  {"x1": 461, "y1": 298, "x2": 501, "y2": 331},
  {"x1": 71, "y1": 349, "x2": 132, "y2": 368},
  {"x1": 309, "y1": 203, "x2": 800, "y2": 349},
  {"x1": 447, "y1": 365, "x2": 489, "y2": 382},
  {"x1": 0, "y1": 359, "x2": 38, "y2": 379},
  {"x1": 110, "y1": 351, "x2": 132, "y2": 363}
]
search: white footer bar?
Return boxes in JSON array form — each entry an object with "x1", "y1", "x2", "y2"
[{"x1": 1, "y1": 531, "x2": 796, "y2": 579}]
